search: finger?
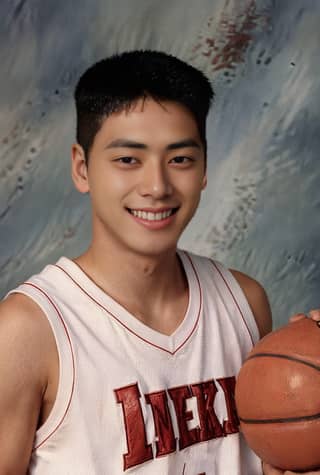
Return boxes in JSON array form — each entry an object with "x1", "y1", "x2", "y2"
[
  {"x1": 262, "y1": 462, "x2": 284, "y2": 474},
  {"x1": 308, "y1": 309, "x2": 320, "y2": 321},
  {"x1": 285, "y1": 472, "x2": 320, "y2": 474},
  {"x1": 263, "y1": 463, "x2": 320, "y2": 475},
  {"x1": 289, "y1": 313, "x2": 307, "y2": 323}
]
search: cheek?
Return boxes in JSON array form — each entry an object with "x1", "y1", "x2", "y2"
[
  {"x1": 111, "y1": 174, "x2": 137, "y2": 193},
  {"x1": 89, "y1": 167, "x2": 136, "y2": 196},
  {"x1": 178, "y1": 173, "x2": 205, "y2": 198}
]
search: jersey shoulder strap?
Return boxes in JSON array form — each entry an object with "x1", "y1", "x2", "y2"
[
  {"x1": 182, "y1": 251, "x2": 260, "y2": 345},
  {"x1": 6, "y1": 275, "x2": 75, "y2": 449}
]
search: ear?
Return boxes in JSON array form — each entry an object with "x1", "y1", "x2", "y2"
[
  {"x1": 71, "y1": 144, "x2": 89, "y2": 193},
  {"x1": 201, "y1": 173, "x2": 207, "y2": 190}
]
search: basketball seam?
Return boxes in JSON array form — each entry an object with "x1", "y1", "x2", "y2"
[
  {"x1": 240, "y1": 412, "x2": 320, "y2": 424},
  {"x1": 246, "y1": 352, "x2": 320, "y2": 372}
]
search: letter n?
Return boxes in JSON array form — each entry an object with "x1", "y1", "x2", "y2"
[
  {"x1": 168, "y1": 385, "x2": 200, "y2": 450},
  {"x1": 145, "y1": 390, "x2": 176, "y2": 457}
]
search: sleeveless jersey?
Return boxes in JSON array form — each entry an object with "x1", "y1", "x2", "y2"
[{"x1": 9, "y1": 251, "x2": 262, "y2": 475}]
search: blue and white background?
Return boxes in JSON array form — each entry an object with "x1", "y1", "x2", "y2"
[{"x1": 1, "y1": 0, "x2": 319, "y2": 327}]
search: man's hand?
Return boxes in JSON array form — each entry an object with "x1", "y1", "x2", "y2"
[
  {"x1": 263, "y1": 462, "x2": 320, "y2": 474},
  {"x1": 289, "y1": 309, "x2": 320, "y2": 323}
]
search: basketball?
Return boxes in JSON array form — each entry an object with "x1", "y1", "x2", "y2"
[{"x1": 235, "y1": 317, "x2": 320, "y2": 471}]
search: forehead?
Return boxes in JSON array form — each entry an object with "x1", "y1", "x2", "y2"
[{"x1": 94, "y1": 98, "x2": 201, "y2": 147}]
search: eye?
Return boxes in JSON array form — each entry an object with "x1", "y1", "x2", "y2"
[
  {"x1": 169, "y1": 156, "x2": 193, "y2": 164},
  {"x1": 114, "y1": 156, "x2": 138, "y2": 165}
]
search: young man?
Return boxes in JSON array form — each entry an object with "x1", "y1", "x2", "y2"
[{"x1": 0, "y1": 50, "x2": 318, "y2": 474}]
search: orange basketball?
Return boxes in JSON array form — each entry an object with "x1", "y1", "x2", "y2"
[{"x1": 235, "y1": 318, "x2": 320, "y2": 471}]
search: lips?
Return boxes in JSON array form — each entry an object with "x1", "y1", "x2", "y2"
[{"x1": 127, "y1": 207, "x2": 179, "y2": 222}]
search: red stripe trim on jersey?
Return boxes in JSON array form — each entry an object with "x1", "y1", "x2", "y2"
[
  {"x1": 178, "y1": 251, "x2": 203, "y2": 353},
  {"x1": 209, "y1": 261, "x2": 255, "y2": 346},
  {"x1": 53, "y1": 252, "x2": 202, "y2": 356},
  {"x1": 22, "y1": 282, "x2": 76, "y2": 450}
]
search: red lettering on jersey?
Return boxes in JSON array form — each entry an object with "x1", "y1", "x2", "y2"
[
  {"x1": 115, "y1": 383, "x2": 153, "y2": 470},
  {"x1": 145, "y1": 390, "x2": 176, "y2": 457},
  {"x1": 216, "y1": 376, "x2": 239, "y2": 434},
  {"x1": 191, "y1": 380, "x2": 224, "y2": 441},
  {"x1": 168, "y1": 385, "x2": 200, "y2": 450}
]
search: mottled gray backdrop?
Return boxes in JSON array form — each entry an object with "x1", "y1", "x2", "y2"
[{"x1": 1, "y1": 0, "x2": 319, "y2": 327}]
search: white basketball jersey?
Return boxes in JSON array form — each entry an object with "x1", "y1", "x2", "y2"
[{"x1": 9, "y1": 251, "x2": 262, "y2": 475}]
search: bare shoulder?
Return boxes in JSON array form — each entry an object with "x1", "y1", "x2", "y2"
[
  {"x1": 230, "y1": 269, "x2": 272, "y2": 338},
  {"x1": 0, "y1": 292, "x2": 56, "y2": 388},
  {"x1": 0, "y1": 291, "x2": 53, "y2": 339}
]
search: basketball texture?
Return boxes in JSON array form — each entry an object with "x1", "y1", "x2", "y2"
[{"x1": 235, "y1": 317, "x2": 320, "y2": 471}]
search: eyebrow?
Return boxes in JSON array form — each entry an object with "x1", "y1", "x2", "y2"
[{"x1": 104, "y1": 138, "x2": 201, "y2": 151}]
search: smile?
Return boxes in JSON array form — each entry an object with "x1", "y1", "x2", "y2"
[{"x1": 127, "y1": 208, "x2": 178, "y2": 221}]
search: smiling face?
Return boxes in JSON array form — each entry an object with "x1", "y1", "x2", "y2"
[{"x1": 72, "y1": 97, "x2": 207, "y2": 258}]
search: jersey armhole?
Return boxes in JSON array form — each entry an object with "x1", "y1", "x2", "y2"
[
  {"x1": 7, "y1": 283, "x2": 75, "y2": 449},
  {"x1": 210, "y1": 260, "x2": 260, "y2": 346}
]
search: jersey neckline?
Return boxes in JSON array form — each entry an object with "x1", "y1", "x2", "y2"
[{"x1": 53, "y1": 250, "x2": 202, "y2": 355}]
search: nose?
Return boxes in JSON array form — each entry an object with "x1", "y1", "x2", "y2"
[{"x1": 138, "y1": 161, "x2": 173, "y2": 199}]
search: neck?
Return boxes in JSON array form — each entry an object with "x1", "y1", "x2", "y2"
[
  {"x1": 81, "y1": 242, "x2": 179, "y2": 286},
  {"x1": 74, "y1": 237, "x2": 188, "y2": 334}
]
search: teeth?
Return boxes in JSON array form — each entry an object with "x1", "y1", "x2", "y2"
[{"x1": 131, "y1": 209, "x2": 174, "y2": 221}]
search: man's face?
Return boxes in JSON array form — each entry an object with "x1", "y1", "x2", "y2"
[{"x1": 72, "y1": 98, "x2": 207, "y2": 258}]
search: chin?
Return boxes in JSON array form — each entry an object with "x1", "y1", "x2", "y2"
[{"x1": 129, "y1": 241, "x2": 178, "y2": 259}]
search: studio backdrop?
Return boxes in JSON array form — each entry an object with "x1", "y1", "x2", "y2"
[{"x1": 1, "y1": 0, "x2": 319, "y2": 327}]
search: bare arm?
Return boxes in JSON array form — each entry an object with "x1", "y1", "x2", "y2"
[{"x1": 0, "y1": 294, "x2": 55, "y2": 474}]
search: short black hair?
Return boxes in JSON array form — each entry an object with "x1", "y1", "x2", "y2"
[{"x1": 74, "y1": 50, "x2": 214, "y2": 161}]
